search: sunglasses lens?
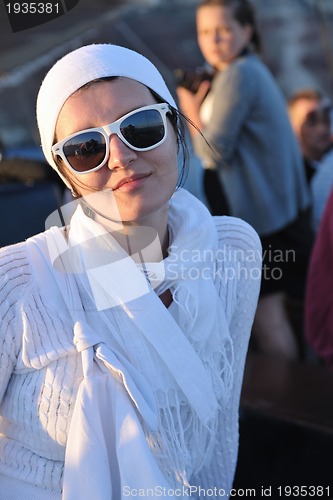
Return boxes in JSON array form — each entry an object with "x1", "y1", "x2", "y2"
[
  {"x1": 63, "y1": 131, "x2": 106, "y2": 172},
  {"x1": 120, "y1": 109, "x2": 165, "y2": 149}
]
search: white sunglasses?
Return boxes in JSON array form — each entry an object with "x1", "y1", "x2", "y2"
[{"x1": 52, "y1": 103, "x2": 171, "y2": 174}]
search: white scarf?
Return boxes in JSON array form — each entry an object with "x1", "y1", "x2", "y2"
[{"x1": 34, "y1": 189, "x2": 233, "y2": 499}]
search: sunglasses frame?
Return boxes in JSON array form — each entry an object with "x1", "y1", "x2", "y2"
[{"x1": 51, "y1": 103, "x2": 171, "y2": 175}]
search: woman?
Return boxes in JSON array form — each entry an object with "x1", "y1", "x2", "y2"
[
  {"x1": 177, "y1": 0, "x2": 312, "y2": 359},
  {"x1": 0, "y1": 44, "x2": 261, "y2": 499}
]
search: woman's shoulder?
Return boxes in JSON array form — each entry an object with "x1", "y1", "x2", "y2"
[
  {"x1": 213, "y1": 54, "x2": 263, "y2": 96},
  {"x1": 235, "y1": 53, "x2": 263, "y2": 71},
  {"x1": 0, "y1": 240, "x2": 33, "y2": 302},
  {"x1": 0, "y1": 229, "x2": 53, "y2": 303},
  {"x1": 0, "y1": 241, "x2": 35, "y2": 340},
  {"x1": 213, "y1": 215, "x2": 262, "y2": 255},
  {"x1": 0, "y1": 239, "x2": 31, "y2": 276},
  {"x1": 233, "y1": 54, "x2": 280, "y2": 93},
  {"x1": 221, "y1": 53, "x2": 261, "y2": 75}
]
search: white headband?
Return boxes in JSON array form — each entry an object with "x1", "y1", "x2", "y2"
[{"x1": 36, "y1": 44, "x2": 177, "y2": 187}]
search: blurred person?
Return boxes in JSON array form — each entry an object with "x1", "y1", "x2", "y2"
[
  {"x1": 288, "y1": 88, "x2": 333, "y2": 232},
  {"x1": 305, "y1": 187, "x2": 333, "y2": 368},
  {"x1": 287, "y1": 88, "x2": 332, "y2": 181},
  {"x1": 0, "y1": 44, "x2": 261, "y2": 499},
  {"x1": 311, "y1": 149, "x2": 333, "y2": 232},
  {"x1": 177, "y1": 0, "x2": 313, "y2": 360}
]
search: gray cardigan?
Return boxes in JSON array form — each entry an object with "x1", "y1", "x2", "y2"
[{"x1": 194, "y1": 53, "x2": 310, "y2": 236}]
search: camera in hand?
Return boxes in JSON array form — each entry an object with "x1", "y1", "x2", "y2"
[{"x1": 174, "y1": 65, "x2": 214, "y2": 93}]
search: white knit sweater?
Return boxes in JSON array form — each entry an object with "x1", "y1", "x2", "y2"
[{"x1": 0, "y1": 216, "x2": 261, "y2": 499}]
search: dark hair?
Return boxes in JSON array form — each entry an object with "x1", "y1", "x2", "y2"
[
  {"x1": 147, "y1": 88, "x2": 189, "y2": 189},
  {"x1": 53, "y1": 77, "x2": 190, "y2": 196},
  {"x1": 197, "y1": 0, "x2": 262, "y2": 53}
]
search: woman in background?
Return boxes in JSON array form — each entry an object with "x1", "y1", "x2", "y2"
[{"x1": 177, "y1": 0, "x2": 313, "y2": 359}]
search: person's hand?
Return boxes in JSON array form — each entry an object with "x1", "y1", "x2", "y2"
[
  {"x1": 176, "y1": 80, "x2": 211, "y2": 136},
  {"x1": 196, "y1": 79, "x2": 211, "y2": 105}
]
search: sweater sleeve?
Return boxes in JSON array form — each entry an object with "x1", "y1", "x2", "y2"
[
  {"x1": 193, "y1": 59, "x2": 256, "y2": 167},
  {"x1": 0, "y1": 243, "x2": 31, "y2": 403},
  {"x1": 189, "y1": 217, "x2": 261, "y2": 497}
]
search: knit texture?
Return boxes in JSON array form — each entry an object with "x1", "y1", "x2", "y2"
[{"x1": 0, "y1": 217, "x2": 261, "y2": 498}]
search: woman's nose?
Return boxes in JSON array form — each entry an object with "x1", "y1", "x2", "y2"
[
  {"x1": 107, "y1": 134, "x2": 138, "y2": 169},
  {"x1": 214, "y1": 29, "x2": 222, "y2": 43}
]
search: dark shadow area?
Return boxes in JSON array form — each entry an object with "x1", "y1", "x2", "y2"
[
  {"x1": 235, "y1": 412, "x2": 333, "y2": 492},
  {"x1": 0, "y1": 181, "x2": 61, "y2": 246},
  {"x1": 235, "y1": 353, "x2": 333, "y2": 496}
]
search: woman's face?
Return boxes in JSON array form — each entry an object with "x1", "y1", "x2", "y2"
[
  {"x1": 197, "y1": 5, "x2": 253, "y2": 70},
  {"x1": 55, "y1": 78, "x2": 179, "y2": 223}
]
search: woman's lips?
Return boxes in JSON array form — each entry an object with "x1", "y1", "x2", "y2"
[{"x1": 113, "y1": 173, "x2": 151, "y2": 192}]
